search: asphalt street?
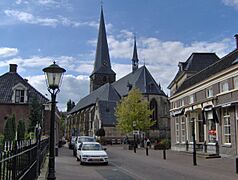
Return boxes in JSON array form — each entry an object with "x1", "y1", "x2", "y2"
[{"x1": 54, "y1": 145, "x2": 238, "y2": 180}]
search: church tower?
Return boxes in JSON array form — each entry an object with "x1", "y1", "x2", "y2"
[
  {"x1": 132, "y1": 37, "x2": 139, "y2": 72},
  {"x1": 90, "y1": 7, "x2": 116, "y2": 92}
]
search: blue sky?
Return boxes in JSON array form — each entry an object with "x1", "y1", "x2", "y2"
[{"x1": 0, "y1": 0, "x2": 238, "y2": 110}]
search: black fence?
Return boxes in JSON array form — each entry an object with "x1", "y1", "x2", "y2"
[{"x1": 0, "y1": 138, "x2": 49, "y2": 180}]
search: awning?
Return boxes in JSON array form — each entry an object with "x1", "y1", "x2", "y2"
[
  {"x1": 171, "y1": 108, "x2": 184, "y2": 117},
  {"x1": 215, "y1": 101, "x2": 238, "y2": 108}
]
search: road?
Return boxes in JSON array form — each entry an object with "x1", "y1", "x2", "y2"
[{"x1": 55, "y1": 145, "x2": 238, "y2": 180}]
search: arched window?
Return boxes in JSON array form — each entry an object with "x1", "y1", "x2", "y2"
[{"x1": 150, "y1": 99, "x2": 158, "y2": 128}]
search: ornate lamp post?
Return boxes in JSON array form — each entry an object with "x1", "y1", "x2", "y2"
[{"x1": 43, "y1": 61, "x2": 66, "y2": 180}]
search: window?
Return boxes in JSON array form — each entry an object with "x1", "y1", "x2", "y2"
[
  {"x1": 220, "y1": 81, "x2": 229, "y2": 93},
  {"x1": 181, "y1": 117, "x2": 186, "y2": 143},
  {"x1": 223, "y1": 108, "x2": 231, "y2": 144},
  {"x1": 175, "y1": 117, "x2": 180, "y2": 143},
  {"x1": 234, "y1": 76, "x2": 238, "y2": 89},
  {"x1": 189, "y1": 95, "x2": 194, "y2": 104},
  {"x1": 181, "y1": 99, "x2": 185, "y2": 106},
  {"x1": 206, "y1": 111, "x2": 216, "y2": 143},
  {"x1": 206, "y1": 87, "x2": 213, "y2": 98},
  {"x1": 15, "y1": 89, "x2": 25, "y2": 103},
  {"x1": 150, "y1": 99, "x2": 158, "y2": 129}
]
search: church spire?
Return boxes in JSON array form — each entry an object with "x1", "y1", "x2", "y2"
[
  {"x1": 132, "y1": 36, "x2": 139, "y2": 72},
  {"x1": 90, "y1": 6, "x2": 116, "y2": 92}
]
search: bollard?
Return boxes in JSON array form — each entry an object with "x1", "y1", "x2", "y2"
[
  {"x1": 203, "y1": 141, "x2": 207, "y2": 153},
  {"x1": 186, "y1": 140, "x2": 189, "y2": 151},
  {"x1": 215, "y1": 141, "x2": 219, "y2": 155},
  {"x1": 163, "y1": 149, "x2": 166, "y2": 160},
  {"x1": 236, "y1": 158, "x2": 238, "y2": 174},
  {"x1": 146, "y1": 147, "x2": 148, "y2": 156}
]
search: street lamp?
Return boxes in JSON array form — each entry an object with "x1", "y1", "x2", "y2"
[
  {"x1": 43, "y1": 61, "x2": 66, "y2": 180},
  {"x1": 133, "y1": 121, "x2": 136, "y2": 153},
  {"x1": 191, "y1": 118, "x2": 197, "y2": 166}
]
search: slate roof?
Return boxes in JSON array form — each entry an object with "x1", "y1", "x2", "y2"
[
  {"x1": 98, "y1": 100, "x2": 117, "y2": 126},
  {"x1": 0, "y1": 71, "x2": 48, "y2": 104},
  {"x1": 69, "y1": 83, "x2": 120, "y2": 114},
  {"x1": 174, "y1": 49, "x2": 238, "y2": 94},
  {"x1": 69, "y1": 65, "x2": 166, "y2": 115},
  {"x1": 91, "y1": 7, "x2": 115, "y2": 76},
  {"x1": 168, "y1": 53, "x2": 220, "y2": 88},
  {"x1": 112, "y1": 65, "x2": 166, "y2": 97}
]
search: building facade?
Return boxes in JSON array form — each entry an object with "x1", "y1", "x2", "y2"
[
  {"x1": 66, "y1": 7, "x2": 170, "y2": 141},
  {"x1": 169, "y1": 36, "x2": 238, "y2": 155},
  {"x1": 0, "y1": 64, "x2": 61, "y2": 139}
]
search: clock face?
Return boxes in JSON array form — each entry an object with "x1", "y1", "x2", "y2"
[{"x1": 103, "y1": 61, "x2": 107, "y2": 66}]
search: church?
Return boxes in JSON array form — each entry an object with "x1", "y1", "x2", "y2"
[{"x1": 66, "y1": 7, "x2": 170, "y2": 141}]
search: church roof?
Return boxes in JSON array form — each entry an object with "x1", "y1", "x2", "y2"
[
  {"x1": 69, "y1": 65, "x2": 166, "y2": 115},
  {"x1": 112, "y1": 65, "x2": 166, "y2": 97},
  {"x1": 0, "y1": 66, "x2": 48, "y2": 104},
  {"x1": 91, "y1": 7, "x2": 115, "y2": 76},
  {"x1": 69, "y1": 83, "x2": 120, "y2": 114},
  {"x1": 98, "y1": 100, "x2": 117, "y2": 126}
]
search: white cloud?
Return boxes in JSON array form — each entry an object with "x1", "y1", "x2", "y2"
[
  {"x1": 26, "y1": 74, "x2": 89, "y2": 111},
  {"x1": 4, "y1": 9, "x2": 98, "y2": 28},
  {"x1": 0, "y1": 47, "x2": 18, "y2": 58},
  {"x1": 222, "y1": 0, "x2": 238, "y2": 8},
  {"x1": 4, "y1": 10, "x2": 59, "y2": 27}
]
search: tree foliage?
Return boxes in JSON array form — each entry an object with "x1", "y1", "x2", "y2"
[
  {"x1": 17, "y1": 120, "x2": 26, "y2": 140},
  {"x1": 4, "y1": 115, "x2": 16, "y2": 141},
  {"x1": 115, "y1": 88, "x2": 155, "y2": 134},
  {"x1": 67, "y1": 99, "x2": 75, "y2": 112},
  {"x1": 28, "y1": 96, "x2": 42, "y2": 133}
]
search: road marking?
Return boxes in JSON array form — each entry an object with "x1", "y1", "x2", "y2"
[{"x1": 110, "y1": 161, "x2": 144, "y2": 180}]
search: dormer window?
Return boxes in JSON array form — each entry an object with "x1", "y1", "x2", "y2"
[
  {"x1": 12, "y1": 83, "x2": 28, "y2": 103},
  {"x1": 15, "y1": 90, "x2": 25, "y2": 103}
]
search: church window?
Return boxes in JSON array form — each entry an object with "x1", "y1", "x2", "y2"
[{"x1": 150, "y1": 99, "x2": 158, "y2": 128}]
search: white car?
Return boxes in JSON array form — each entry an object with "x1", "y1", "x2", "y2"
[
  {"x1": 76, "y1": 142, "x2": 108, "y2": 165},
  {"x1": 73, "y1": 136, "x2": 96, "y2": 156}
]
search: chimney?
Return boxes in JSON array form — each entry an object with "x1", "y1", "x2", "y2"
[
  {"x1": 235, "y1": 34, "x2": 238, "y2": 49},
  {"x1": 9, "y1": 64, "x2": 17, "y2": 73}
]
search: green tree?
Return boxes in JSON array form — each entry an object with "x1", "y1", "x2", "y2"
[
  {"x1": 67, "y1": 99, "x2": 75, "y2": 112},
  {"x1": 17, "y1": 120, "x2": 26, "y2": 140},
  {"x1": 115, "y1": 88, "x2": 155, "y2": 134},
  {"x1": 4, "y1": 115, "x2": 16, "y2": 141},
  {"x1": 28, "y1": 96, "x2": 42, "y2": 133}
]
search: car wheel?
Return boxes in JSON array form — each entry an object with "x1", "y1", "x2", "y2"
[
  {"x1": 104, "y1": 162, "x2": 108, "y2": 165},
  {"x1": 76, "y1": 157, "x2": 80, "y2": 161}
]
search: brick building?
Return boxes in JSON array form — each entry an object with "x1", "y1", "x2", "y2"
[{"x1": 168, "y1": 35, "x2": 238, "y2": 155}]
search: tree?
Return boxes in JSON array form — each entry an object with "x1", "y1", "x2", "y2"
[
  {"x1": 115, "y1": 88, "x2": 155, "y2": 134},
  {"x1": 28, "y1": 96, "x2": 42, "y2": 133},
  {"x1": 4, "y1": 115, "x2": 16, "y2": 141},
  {"x1": 67, "y1": 99, "x2": 75, "y2": 112},
  {"x1": 17, "y1": 120, "x2": 26, "y2": 140}
]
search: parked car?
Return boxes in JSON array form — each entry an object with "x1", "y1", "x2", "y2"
[
  {"x1": 69, "y1": 136, "x2": 77, "y2": 149},
  {"x1": 76, "y1": 142, "x2": 108, "y2": 165},
  {"x1": 73, "y1": 136, "x2": 96, "y2": 156}
]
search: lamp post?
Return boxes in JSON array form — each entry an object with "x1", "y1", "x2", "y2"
[
  {"x1": 43, "y1": 61, "x2": 66, "y2": 180},
  {"x1": 191, "y1": 118, "x2": 197, "y2": 166},
  {"x1": 133, "y1": 121, "x2": 136, "y2": 153}
]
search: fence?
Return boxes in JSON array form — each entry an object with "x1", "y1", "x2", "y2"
[{"x1": 0, "y1": 138, "x2": 49, "y2": 180}]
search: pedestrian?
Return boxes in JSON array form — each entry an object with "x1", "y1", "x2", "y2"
[{"x1": 146, "y1": 138, "x2": 151, "y2": 148}]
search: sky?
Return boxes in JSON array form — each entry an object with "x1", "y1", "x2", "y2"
[{"x1": 1, "y1": 0, "x2": 238, "y2": 111}]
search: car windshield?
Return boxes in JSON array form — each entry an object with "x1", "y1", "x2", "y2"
[
  {"x1": 82, "y1": 144, "x2": 102, "y2": 151},
  {"x1": 78, "y1": 137, "x2": 95, "y2": 143}
]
